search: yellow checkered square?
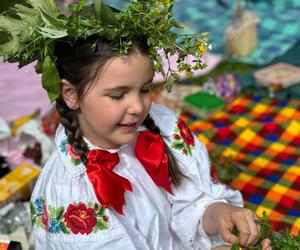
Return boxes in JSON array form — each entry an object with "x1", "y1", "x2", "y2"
[
  {"x1": 234, "y1": 117, "x2": 249, "y2": 127},
  {"x1": 252, "y1": 157, "x2": 269, "y2": 167},
  {"x1": 270, "y1": 142, "x2": 285, "y2": 151},
  {"x1": 287, "y1": 166, "x2": 300, "y2": 175},
  {"x1": 253, "y1": 104, "x2": 268, "y2": 113},
  {"x1": 294, "y1": 218, "x2": 300, "y2": 228},
  {"x1": 238, "y1": 172, "x2": 253, "y2": 182},
  {"x1": 214, "y1": 112, "x2": 226, "y2": 118},
  {"x1": 281, "y1": 107, "x2": 296, "y2": 117},
  {"x1": 272, "y1": 184, "x2": 288, "y2": 194},
  {"x1": 239, "y1": 128, "x2": 256, "y2": 142},
  {"x1": 286, "y1": 120, "x2": 300, "y2": 136},
  {"x1": 223, "y1": 148, "x2": 238, "y2": 157},
  {"x1": 198, "y1": 134, "x2": 209, "y2": 146}
]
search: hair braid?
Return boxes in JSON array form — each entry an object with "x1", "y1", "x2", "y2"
[
  {"x1": 56, "y1": 95, "x2": 89, "y2": 165},
  {"x1": 142, "y1": 115, "x2": 184, "y2": 187}
]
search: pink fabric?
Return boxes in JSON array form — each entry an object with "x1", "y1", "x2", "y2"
[
  {"x1": 0, "y1": 61, "x2": 53, "y2": 122},
  {"x1": 153, "y1": 52, "x2": 222, "y2": 82},
  {"x1": 0, "y1": 53, "x2": 221, "y2": 122}
]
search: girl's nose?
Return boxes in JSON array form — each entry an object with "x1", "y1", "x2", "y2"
[{"x1": 128, "y1": 95, "x2": 144, "y2": 115}]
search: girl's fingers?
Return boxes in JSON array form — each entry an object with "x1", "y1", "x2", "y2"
[
  {"x1": 233, "y1": 211, "x2": 259, "y2": 246},
  {"x1": 262, "y1": 238, "x2": 272, "y2": 250},
  {"x1": 219, "y1": 220, "x2": 238, "y2": 244}
]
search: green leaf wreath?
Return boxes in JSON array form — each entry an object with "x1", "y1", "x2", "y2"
[{"x1": 0, "y1": 0, "x2": 208, "y2": 102}]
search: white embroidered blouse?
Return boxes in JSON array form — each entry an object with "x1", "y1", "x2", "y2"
[{"x1": 30, "y1": 103, "x2": 243, "y2": 250}]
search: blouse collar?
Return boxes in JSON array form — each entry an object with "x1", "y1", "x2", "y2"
[{"x1": 55, "y1": 124, "x2": 146, "y2": 177}]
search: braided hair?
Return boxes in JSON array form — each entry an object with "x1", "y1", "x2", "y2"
[
  {"x1": 142, "y1": 115, "x2": 184, "y2": 187},
  {"x1": 54, "y1": 36, "x2": 184, "y2": 186}
]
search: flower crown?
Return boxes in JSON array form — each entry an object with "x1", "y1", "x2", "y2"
[{"x1": 0, "y1": 0, "x2": 208, "y2": 102}]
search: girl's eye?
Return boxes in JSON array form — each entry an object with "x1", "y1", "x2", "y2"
[
  {"x1": 110, "y1": 92, "x2": 125, "y2": 100},
  {"x1": 141, "y1": 86, "x2": 151, "y2": 94}
]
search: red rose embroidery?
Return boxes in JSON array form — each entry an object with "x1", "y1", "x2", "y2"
[
  {"x1": 64, "y1": 204, "x2": 97, "y2": 234},
  {"x1": 177, "y1": 119, "x2": 194, "y2": 146}
]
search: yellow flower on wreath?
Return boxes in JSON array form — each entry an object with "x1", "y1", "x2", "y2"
[
  {"x1": 157, "y1": 0, "x2": 173, "y2": 8},
  {"x1": 198, "y1": 42, "x2": 207, "y2": 55}
]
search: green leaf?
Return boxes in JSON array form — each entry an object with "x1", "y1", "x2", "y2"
[
  {"x1": 39, "y1": 27, "x2": 68, "y2": 39},
  {"x1": 40, "y1": 10, "x2": 66, "y2": 30},
  {"x1": 87, "y1": 202, "x2": 94, "y2": 208},
  {"x1": 171, "y1": 72, "x2": 181, "y2": 82},
  {"x1": 0, "y1": 16, "x2": 25, "y2": 55},
  {"x1": 56, "y1": 206, "x2": 65, "y2": 220},
  {"x1": 47, "y1": 92, "x2": 59, "y2": 103},
  {"x1": 13, "y1": 4, "x2": 39, "y2": 24},
  {"x1": 93, "y1": 0, "x2": 118, "y2": 26},
  {"x1": 171, "y1": 141, "x2": 184, "y2": 150},
  {"x1": 165, "y1": 74, "x2": 175, "y2": 92},
  {"x1": 27, "y1": 0, "x2": 60, "y2": 13},
  {"x1": 48, "y1": 205, "x2": 55, "y2": 215},
  {"x1": 96, "y1": 219, "x2": 109, "y2": 230},
  {"x1": 70, "y1": 157, "x2": 81, "y2": 166},
  {"x1": 30, "y1": 201, "x2": 36, "y2": 214},
  {"x1": 96, "y1": 206, "x2": 105, "y2": 217},
  {"x1": 32, "y1": 215, "x2": 37, "y2": 225},
  {"x1": 93, "y1": 0, "x2": 102, "y2": 19},
  {"x1": 59, "y1": 221, "x2": 70, "y2": 234},
  {"x1": 41, "y1": 55, "x2": 60, "y2": 102}
]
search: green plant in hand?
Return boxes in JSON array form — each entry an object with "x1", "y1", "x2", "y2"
[{"x1": 231, "y1": 211, "x2": 300, "y2": 250}]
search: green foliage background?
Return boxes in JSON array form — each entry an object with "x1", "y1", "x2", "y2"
[
  {"x1": 0, "y1": 0, "x2": 22, "y2": 13},
  {"x1": 0, "y1": 0, "x2": 22, "y2": 44}
]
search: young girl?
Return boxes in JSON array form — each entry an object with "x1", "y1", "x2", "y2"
[
  {"x1": 30, "y1": 38, "x2": 272, "y2": 250},
  {"x1": 0, "y1": 1, "x2": 271, "y2": 249}
]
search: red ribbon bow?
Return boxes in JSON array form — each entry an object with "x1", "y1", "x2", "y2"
[
  {"x1": 85, "y1": 131, "x2": 172, "y2": 215},
  {"x1": 86, "y1": 149, "x2": 132, "y2": 215},
  {"x1": 135, "y1": 131, "x2": 173, "y2": 194}
]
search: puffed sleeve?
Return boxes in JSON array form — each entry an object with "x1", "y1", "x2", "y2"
[{"x1": 150, "y1": 103, "x2": 243, "y2": 249}]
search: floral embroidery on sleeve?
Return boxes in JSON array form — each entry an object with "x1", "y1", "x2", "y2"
[
  {"x1": 31, "y1": 198, "x2": 109, "y2": 235},
  {"x1": 60, "y1": 139, "x2": 81, "y2": 166},
  {"x1": 172, "y1": 119, "x2": 195, "y2": 156}
]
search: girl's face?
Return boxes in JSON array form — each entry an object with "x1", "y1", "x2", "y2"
[{"x1": 78, "y1": 52, "x2": 154, "y2": 149}]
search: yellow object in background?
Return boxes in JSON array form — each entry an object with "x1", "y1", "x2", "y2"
[
  {"x1": 0, "y1": 163, "x2": 40, "y2": 205},
  {"x1": 10, "y1": 110, "x2": 39, "y2": 136}
]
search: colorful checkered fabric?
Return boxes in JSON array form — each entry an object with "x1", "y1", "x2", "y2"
[{"x1": 181, "y1": 95, "x2": 300, "y2": 234}]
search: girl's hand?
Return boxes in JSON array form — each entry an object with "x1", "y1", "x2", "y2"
[
  {"x1": 203, "y1": 202, "x2": 262, "y2": 247},
  {"x1": 211, "y1": 238, "x2": 272, "y2": 250}
]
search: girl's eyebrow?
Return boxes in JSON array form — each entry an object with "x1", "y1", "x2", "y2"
[{"x1": 104, "y1": 76, "x2": 154, "y2": 92}]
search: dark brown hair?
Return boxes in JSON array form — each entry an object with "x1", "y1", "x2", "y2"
[{"x1": 54, "y1": 36, "x2": 184, "y2": 187}]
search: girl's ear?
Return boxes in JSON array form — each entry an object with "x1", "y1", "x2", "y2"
[{"x1": 61, "y1": 79, "x2": 79, "y2": 110}]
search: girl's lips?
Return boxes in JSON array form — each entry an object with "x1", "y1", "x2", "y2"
[
  {"x1": 117, "y1": 122, "x2": 137, "y2": 127},
  {"x1": 116, "y1": 122, "x2": 138, "y2": 132}
]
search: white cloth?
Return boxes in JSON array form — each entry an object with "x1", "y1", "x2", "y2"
[{"x1": 31, "y1": 103, "x2": 243, "y2": 250}]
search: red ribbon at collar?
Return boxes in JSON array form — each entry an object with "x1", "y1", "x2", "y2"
[
  {"x1": 135, "y1": 131, "x2": 173, "y2": 194},
  {"x1": 86, "y1": 149, "x2": 132, "y2": 215}
]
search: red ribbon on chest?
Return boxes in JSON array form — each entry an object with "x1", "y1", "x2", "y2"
[
  {"x1": 135, "y1": 131, "x2": 173, "y2": 194},
  {"x1": 85, "y1": 131, "x2": 172, "y2": 215},
  {"x1": 86, "y1": 149, "x2": 132, "y2": 215}
]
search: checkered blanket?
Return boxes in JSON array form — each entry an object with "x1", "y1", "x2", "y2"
[
  {"x1": 181, "y1": 95, "x2": 300, "y2": 234},
  {"x1": 107, "y1": 0, "x2": 300, "y2": 65}
]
